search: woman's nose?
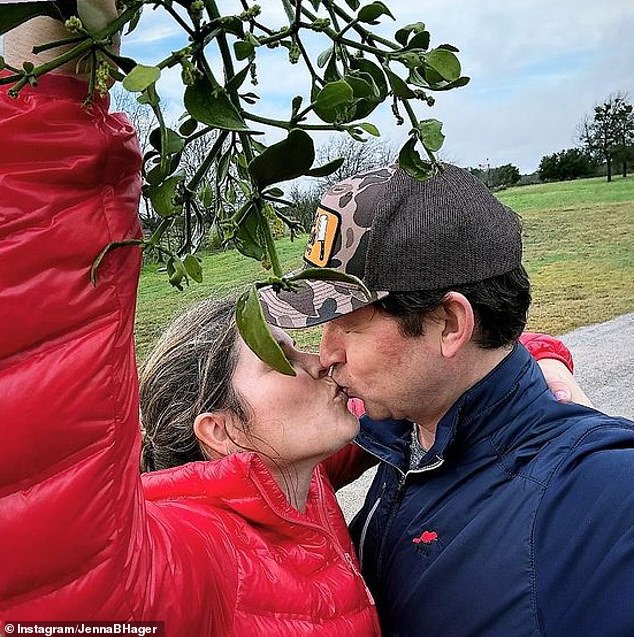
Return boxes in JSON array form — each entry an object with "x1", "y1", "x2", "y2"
[{"x1": 299, "y1": 351, "x2": 327, "y2": 378}]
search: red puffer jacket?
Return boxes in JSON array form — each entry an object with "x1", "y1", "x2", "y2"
[{"x1": 0, "y1": 74, "x2": 379, "y2": 636}]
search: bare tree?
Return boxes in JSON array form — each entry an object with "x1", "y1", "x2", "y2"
[
  {"x1": 111, "y1": 86, "x2": 158, "y2": 229},
  {"x1": 316, "y1": 135, "x2": 396, "y2": 187},
  {"x1": 578, "y1": 91, "x2": 634, "y2": 181}
]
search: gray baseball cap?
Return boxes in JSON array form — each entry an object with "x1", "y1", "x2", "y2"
[{"x1": 258, "y1": 163, "x2": 522, "y2": 329}]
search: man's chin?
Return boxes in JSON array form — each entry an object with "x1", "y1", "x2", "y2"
[{"x1": 362, "y1": 404, "x2": 393, "y2": 421}]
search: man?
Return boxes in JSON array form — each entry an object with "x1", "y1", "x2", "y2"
[{"x1": 259, "y1": 164, "x2": 634, "y2": 636}]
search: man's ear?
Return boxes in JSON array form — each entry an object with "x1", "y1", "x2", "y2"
[
  {"x1": 194, "y1": 412, "x2": 237, "y2": 459},
  {"x1": 435, "y1": 292, "x2": 475, "y2": 358}
]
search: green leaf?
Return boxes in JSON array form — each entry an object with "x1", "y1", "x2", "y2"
[
  {"x1": 436, "y1": 43, "x2": 460, "y2": 52},
  {"x1": 149, "y1": 127, "x2": 184, "y2": 155},
  {"x1": 217, "y1": 16, "x2": 245, "y2": 38},
  {"x1": 184, "y1": 75, "x2": 251, "y2": 132},
  {"x1": 234, "y1": 40, "x2": 255, "y2": 61},
  {"x1": 384, "y1": 67, "x2": 416, "y2": 99},
  {"x1": 358, "y1": 2, "x2": 395, "y2": 23},
  {"x1": 346, "y1": 73, "x2": 379, "y2": 99},
  {"x1": 147, "y1": 175, "x2": 185, "y2": 218},
  {"x1": 166, "y1": 256, "x2": 187, "y2": 290},
  {"x1": 344, "y1": 0, "x2": 361, "y2": 9},
  {"x1": 314, "y1": 80, "x2": 354, "y2": 109},
  {"x1": 265, "y1": 187, "x2": 285, "y2": 198},
  {"x1": 324, "y1": 54, "x2": 341, "y2": 83},
  {"x1": 236, "y1": 286, "x2": 296, "y2": 376},
  {"x1": 317, "y1": 47, "x2": 334, "y2": 69},
  {"x1": 248, "y1": 129, "x2": 315, "y2": 188},
  {"x1": 405, "y1": 31, "x2": 431, "y2": 51},
  {"x1": 305, "y1": 157, "x2": 345, "y2": 178},
  {"x1": 179, "y1": 118, "x2": 198, "y2": 136},
  {"x1": 289, "y1": 268, "x2": 372, "y2": 298},
  {"x1": 137, "y1": 88, "x2": 158, "y2": 107},
  {"x1": 394, "y1": 22, "x2": 426, "y2": 47},
  {"x1": 122, "y1": 65, "x2": 161, "y2": 92},
  {"x1": 217, "y1": 149, "x2": 232, "y2": 182},
  {"x1": 240, "y1": 92, "x2": 259, "y2": 105},
  {"x1": 419, "y1": 119, "x2": 445, "y2": 152},
  {"x1": 358, "y1": 122, "x2": 380, "y2": 136},
  {"x1": 398, "y1": 138, "x2": 433, "y2": 181},
  {"x1": 233, "y1": 206, "x2": 266, "y2": 260},
  {"x1": 345, "y1": 71, "x2": 381, "y2": 119},
  {"x1": 199, "y1": 183, "x2": 213, "y2": 208},
  {"x1": 426, "y1": 49, "x2": 461, "y2": 82},
  {"x1": 313, "y1": 80, "x2": 355, "y2": 123},
  {"x1": 105, "y1": 52, "x2": 137, "y2": 74},
  {"x1": 125, "y1": 6, "x2": 143, "y2": 35},
  {"x1": 183, "y1": 254, "x2": 203, "y2": 283},
  {"x1": 428, "y1": 76, "x2": 471, "y2": 92},
  {"x1": 144, "y1": 154, "x2": 180, "y2": 185},
  {"x1": 226, "y1": 65, "x2": 251, "y2": 93},
  {"x1": 350, "y1": 57, "x2": 388, "y2": 99},
  {"x1": 291, "y1": 95, "x2": 303, "y2": 118}
]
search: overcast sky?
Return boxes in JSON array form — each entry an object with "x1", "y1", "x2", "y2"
[
  {"x1": 117, "y1": 0, "x2": 634, "y2": 174},
  {"x1": 5, "y1": 1, "x2": 628, "y2": 174}
]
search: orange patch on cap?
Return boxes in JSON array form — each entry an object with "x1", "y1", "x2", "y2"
[{"x1": 304, "y1": 207, "x2": 341, "y2": 267}]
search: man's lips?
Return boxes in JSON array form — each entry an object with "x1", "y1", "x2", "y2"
[
  {"x1": 327, "y1": 377, "x2": 350, "y2": 401},
  {"x1": 334, "y1": 383, "x2": 349, "y2": 401}
]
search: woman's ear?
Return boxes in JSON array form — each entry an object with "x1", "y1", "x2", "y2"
[{"x1": 194, "y1": 412, "x2": 237, "y2": 459}]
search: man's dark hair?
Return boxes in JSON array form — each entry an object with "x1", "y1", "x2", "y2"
[{"x1": 376, "y1": 266, "x2": 531, "y2": 349}]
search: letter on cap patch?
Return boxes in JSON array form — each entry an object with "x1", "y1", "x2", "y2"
[{"x1": 305, "y1": 207, "x2": 340, "y2": 267}]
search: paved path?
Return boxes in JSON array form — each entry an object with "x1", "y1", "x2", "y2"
[{"x1": 337, "y1": 312, "x2": 634, "y2": 521}]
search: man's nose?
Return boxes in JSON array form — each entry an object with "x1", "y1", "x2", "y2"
[{"x1": 319, "y1": 322, "x2": 345, "y2": 369}]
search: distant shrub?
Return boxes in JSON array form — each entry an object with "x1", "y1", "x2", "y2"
[{"x1": 538, "y1": 148, "x2": 598, "y2": 181}]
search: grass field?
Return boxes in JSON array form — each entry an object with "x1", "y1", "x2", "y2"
[{"x1": 136, "y1": 175, "x2": 634, "y2": 361}]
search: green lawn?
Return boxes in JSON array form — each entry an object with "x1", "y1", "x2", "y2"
[{"x1": 136, "y1": 175, "x2": 634, "y2": 361}]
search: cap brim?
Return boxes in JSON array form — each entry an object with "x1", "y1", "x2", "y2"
[{"x1": 258, "y1": 278, "x2": 388, "y2": 329}]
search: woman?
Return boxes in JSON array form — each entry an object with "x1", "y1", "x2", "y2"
[
  {"x1": 138, "y1": 297, "x2": 380, "y2": 634},
  {"x1": 0, "y1": 13, "x2": 581, "y2": 636}
]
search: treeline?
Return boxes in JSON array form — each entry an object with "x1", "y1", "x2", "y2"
[{"x1": 539, "y1": 91, "x2": 634, "y2": 182}]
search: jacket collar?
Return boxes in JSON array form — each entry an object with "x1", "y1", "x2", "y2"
[
  {"x1": 142, "y1": 452, "x2": 330, "y2": 533},
  {"x1": 356, "y1": 344, "x2": 548, "y2": 470}
]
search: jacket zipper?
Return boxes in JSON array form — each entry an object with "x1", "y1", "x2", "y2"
[
  {"x1": 358, "y1": 482, "x2": 386, "y2": 571},
  {"x1": 344, "y1": 551, "x2": 376, "y2": 605},
  {"x1": 354, "y1": 442, "x2": 445, "y2": 572},
  {"x1": 376, "y1": 456, "x2": 445, "y2": 573}
]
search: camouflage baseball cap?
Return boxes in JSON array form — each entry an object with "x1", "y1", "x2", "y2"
[{"x1": 259, "y1": 163, "x2": 522, "y2": 329}]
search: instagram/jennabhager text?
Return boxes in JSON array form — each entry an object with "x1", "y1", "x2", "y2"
[{"x1": 4, "y1": 623, "x2": 163, "y2": 636}]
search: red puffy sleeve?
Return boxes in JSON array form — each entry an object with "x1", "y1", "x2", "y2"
[
  {"x1": 0, "y1": 72, "x2": 145, "y2": 618},
  {"x1": 520, "y1": 331, "x2": 573, "y2": 372}
]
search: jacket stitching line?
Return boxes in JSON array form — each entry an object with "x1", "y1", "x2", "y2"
[{"x1": 487, "y1": 436, "x2": 548, "y2": 488}]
